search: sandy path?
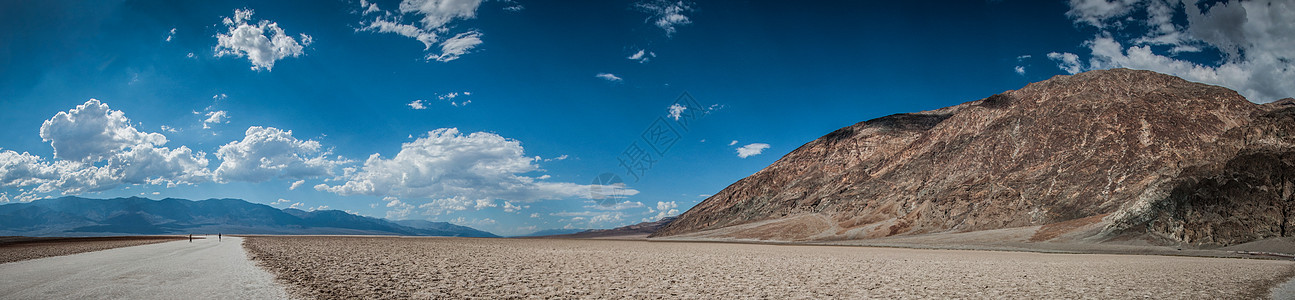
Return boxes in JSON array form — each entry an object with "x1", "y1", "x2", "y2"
[
  {"x1": 246, "y1": 236, "x2": 1295, "y2": 299},
  {"x1": 0, "y1": 237, "x2": 286, "y2": 300}
]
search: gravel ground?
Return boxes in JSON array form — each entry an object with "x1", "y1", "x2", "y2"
[
  {"x1": 0, "y1": 236, "x2": 185, "y2": 264},
  {"x1": 244, "y1": 236, "x2": 1295, "y2": 299}
]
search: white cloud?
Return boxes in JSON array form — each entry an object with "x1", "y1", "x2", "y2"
[
  {"x1": 644, "y1": 201, "x2": 679, "y2": 222},
  {"x1": 596, "y1": 73, "x2": 623, "y2": 82},
  {"x1": 438, "y1": 92, "x2": 472, "y2": 107},
  {"x1": 1014, "y1": 66, "x2": 1027, "y2": 75},
  {"x1": 309, "y1": 205, "x2": 329, "y2": 211},
  {"x1": 166, "y1": 28, "x2": 176, "y2": 42},
  {"x1": 316, "y1": 128, "x2": 637, "y2": 204},
  {"x1": 628, "y1": 49, "x2": 656, "y2": 63},
  {"x1": 214, "y1": 126, "x2": 347, "y2": 183},
  {"x1": 357, "y1": 0, "x2": 486, "y2": 62},
  {"x1": 408, "y1": 99, "x2": 428, "y2": 110},
  {"x1": 503, "y1": 201, "x2": 528, "y2": 212},
  {"x1": 1052, "y1": 0, "x2": 1295, "y2": 102},
  {"x1": 272, "y1": 198, "x2": 292, "y2": 205},
  {"x1": 359, "y1": 0, "x2": 381, "y2": 15},
  {"x1": 3, "y1": 99, "x2": 211, "y2": 195},
  {"x1": 529, "y1": 213, "x2": 540, "y2": 218},
  {"x1": 202, "y1": 111, "x2": 229, "y2": 129},
  {"x1": 586, "y1": 200, "x2": 644, "y2": 211},
  {"x1": 428, "y1": 31, "x2": 483, "y2": 62},
  {"x1": 635, "y1": 0, "x2": 694, "y2": 37},
  {"x1": 289, "y1": 180, "x2": 306, "y2": 190},
  {"x1": 450, "y1": 216, "x2": 496, "y2": 227},
  {"x1": 542, "y1": 154, "x2": 568, "y2": 162},
  {"x1": 385, "y1": 197, "x2": 415, "y2": 219},
  {"x1": 736, "y1": 143, "x2": 770, "y2": 158},
  {"x1": 214, "y1": 9, "x2": 312, "y2": 71},
  {"x1": 728, "y1": 140, "x2": 737, "y2": 146},
  {"x1": 1047, "y1": 52, "x2": 1083, "y2": 74},
  {"x1": 667, "y1": 103, "x2": 686, "y2": 120}
]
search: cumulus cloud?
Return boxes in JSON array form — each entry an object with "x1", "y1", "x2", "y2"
[
  {"x1": 736, "y1": 143, "x2": 769, "y2": 158},
  {"x1": 214, "y1": 9, "x2": 312, "y2": 71},
  {"x1": 214, "y1": 126, "x2": 347, "y2": 183},
  {"x1": 667, "y1": 104, "x2": 686, "y2": 120},
  {"x1": 202, "y1": 110, "x2": 229, "y2": 129},
  {"x1": 595, "y1": 73, "x2": 623, "y2": 82},
  {"x1": 635, "y1": 0, "x2": 694, "y2": 37},
  {"x1": 3, "y1": 99, "x2": 211, "y2": 196},
  {"x1": 357, "y1": 0, "x2": 486, "y2": 62},
  {"x1": 316, "y1": 128, "x2": 637, "y2": 205},
  {"x1": 408, "y1": 99, "x2": 428, "y2": 110},
  {"x1": 645, "y1": 201, "x2": 679, "y2": 221},
  {"x1": 1014, "y1": 66, "x2": 1027, "y2": 75},
  {"x1": 628, "y1": 49, "x2": 655, "y2": 63},
  {"x1": 385, "y1": 197, "x2": 415, "y2": 219},
  {"x1": 1051, "y1": 0, "x2": 1295, "y2": 102},
  {"x1": 1047, "y1": 52, "x2": 1083, "y2": 74},
  {"x1": 289, "y1": 180, "x2": 306, "y2": 190},
  {"x1": 503, "y1": 201, "x2": 527, "y2": 212}
]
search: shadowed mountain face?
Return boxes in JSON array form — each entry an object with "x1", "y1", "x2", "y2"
[
  {"x1": 0, "y1": 197, "x2": 498, "y2": 238},
  {"x1": 654, "y1": 69, "x2": 1295, "y2": 246},
  {"x1": 530, "y1": 217, "x2": 676, "y2": 239}
]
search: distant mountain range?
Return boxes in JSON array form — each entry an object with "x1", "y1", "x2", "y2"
[
  {"x1": 0, "y1": 196, "x2": 498, "y2": 238},
  {"x1": 529, "y1": 217, "x2": 676, "y2": 239}
]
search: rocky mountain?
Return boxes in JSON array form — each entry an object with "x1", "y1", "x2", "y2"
[
  {"x1": 653, "y1": 69, "x2": 1294, "y2": 247},
  {"x1": 533, "y1": 217, "x2": 676, "y2": 239},
  {"x1": 0, "y1": 196, "x2": 498, "y2": 237}
]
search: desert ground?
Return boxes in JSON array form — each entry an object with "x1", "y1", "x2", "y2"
[
  {"x1": 0, "y1": 236, "x2": 184, "y2": 264},
  {"x1": 245, "y1": 236, "x2": 1295, "y2": 299}
]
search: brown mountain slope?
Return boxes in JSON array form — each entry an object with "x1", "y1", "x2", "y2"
[{"x1": 653, "y1": 69, "x2": 1294, "y2": 247}]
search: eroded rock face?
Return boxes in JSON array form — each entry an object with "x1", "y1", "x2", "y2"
[{"x1": 653, "y1": 69, "x2": 1294, "y2": 246}]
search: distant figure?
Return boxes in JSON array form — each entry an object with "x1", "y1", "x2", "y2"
[
  {"x1": 218, "y1": 233, "x2": 222, "y2": 242},
  {"x1": 189, "y1": 234, "x2": 192, "y2": 243}
]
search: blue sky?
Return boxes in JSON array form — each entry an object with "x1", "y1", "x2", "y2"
[{"x1": 2, "y1": 0, "x2": 1292, "y2": 235}]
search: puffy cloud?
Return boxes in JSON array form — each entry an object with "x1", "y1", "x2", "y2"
[
  {"x1": 215, "y1": 9, "x2": 312, "y2": 71},
  {"x1": 1047, "y1": 52, "x2": 1083, "y2": 74},
  {"x1": 635, "y1": 0, "x2": 694, "y2": 37},
  {"x1": 357, "y1": 0, "x2": 486, "y2": 62},
  {"x1": 408, "y1": 99, "x2": 428, "y2": 110},
  {"x1": 1014, "y1": 66, "x2": 1027, "y2": 75},
  {"x1": 1051, "y1": 0, "x2": 1295, "y2": 102},
  {"x1": 385, "y1": 197, "x2": 415, "y2": 219},
  {"x1": 628, "y1": 49, "x2": 655, "y2": 63},
  {"x1": 289, "y1": 180, "x2": 306, "y2": 190},
  {"x1": 645, "y1": 201, "x2": 679, "y2": 222},
  {"x1": 40, "y1": 99, "x2": 168, "y2": 162},
  {"x1": 667, "y1": 104, "x2": 686, "y2": 120},
  {"x1": 503, "y1": 201, "x2": 527, "y2": 212},
  {"x1": 736, "y1": 143, "x2": 770, "y2": 158},
  {"x1": 1065, "y1": 0, "x2": 1139, "y2": 28},
  {"x1": 202, "y1": 111, "x2": 229, "y2": 129},
  {"x1": 5, "y1": 99, "x2": 211, "y2": 195},
  {"x1": 595, "y1": 73, "x2": 623, "y2": 82},
  {"x1": 316, "y1": 128, "x2": 637, "y2": 204},
  {"x1": 214, "y1": 126, "x2": 347, "y2": 183}
]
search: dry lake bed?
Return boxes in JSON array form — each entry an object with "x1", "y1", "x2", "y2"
[{"x1": 244, "y1": 236, "x2": 1295, "y2": 299}]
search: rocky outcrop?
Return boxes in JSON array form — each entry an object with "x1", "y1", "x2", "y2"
[{"x1": 653, "y1": 69, "x2": 1294, "y2": 246}]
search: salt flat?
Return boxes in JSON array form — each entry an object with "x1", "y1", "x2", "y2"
[
  {"x1": 0, "y1": 236, "x2": 286, "y2": 300},
  {"x1": 245, "y1": 236, "x2": 1295, "y2": 299}
]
